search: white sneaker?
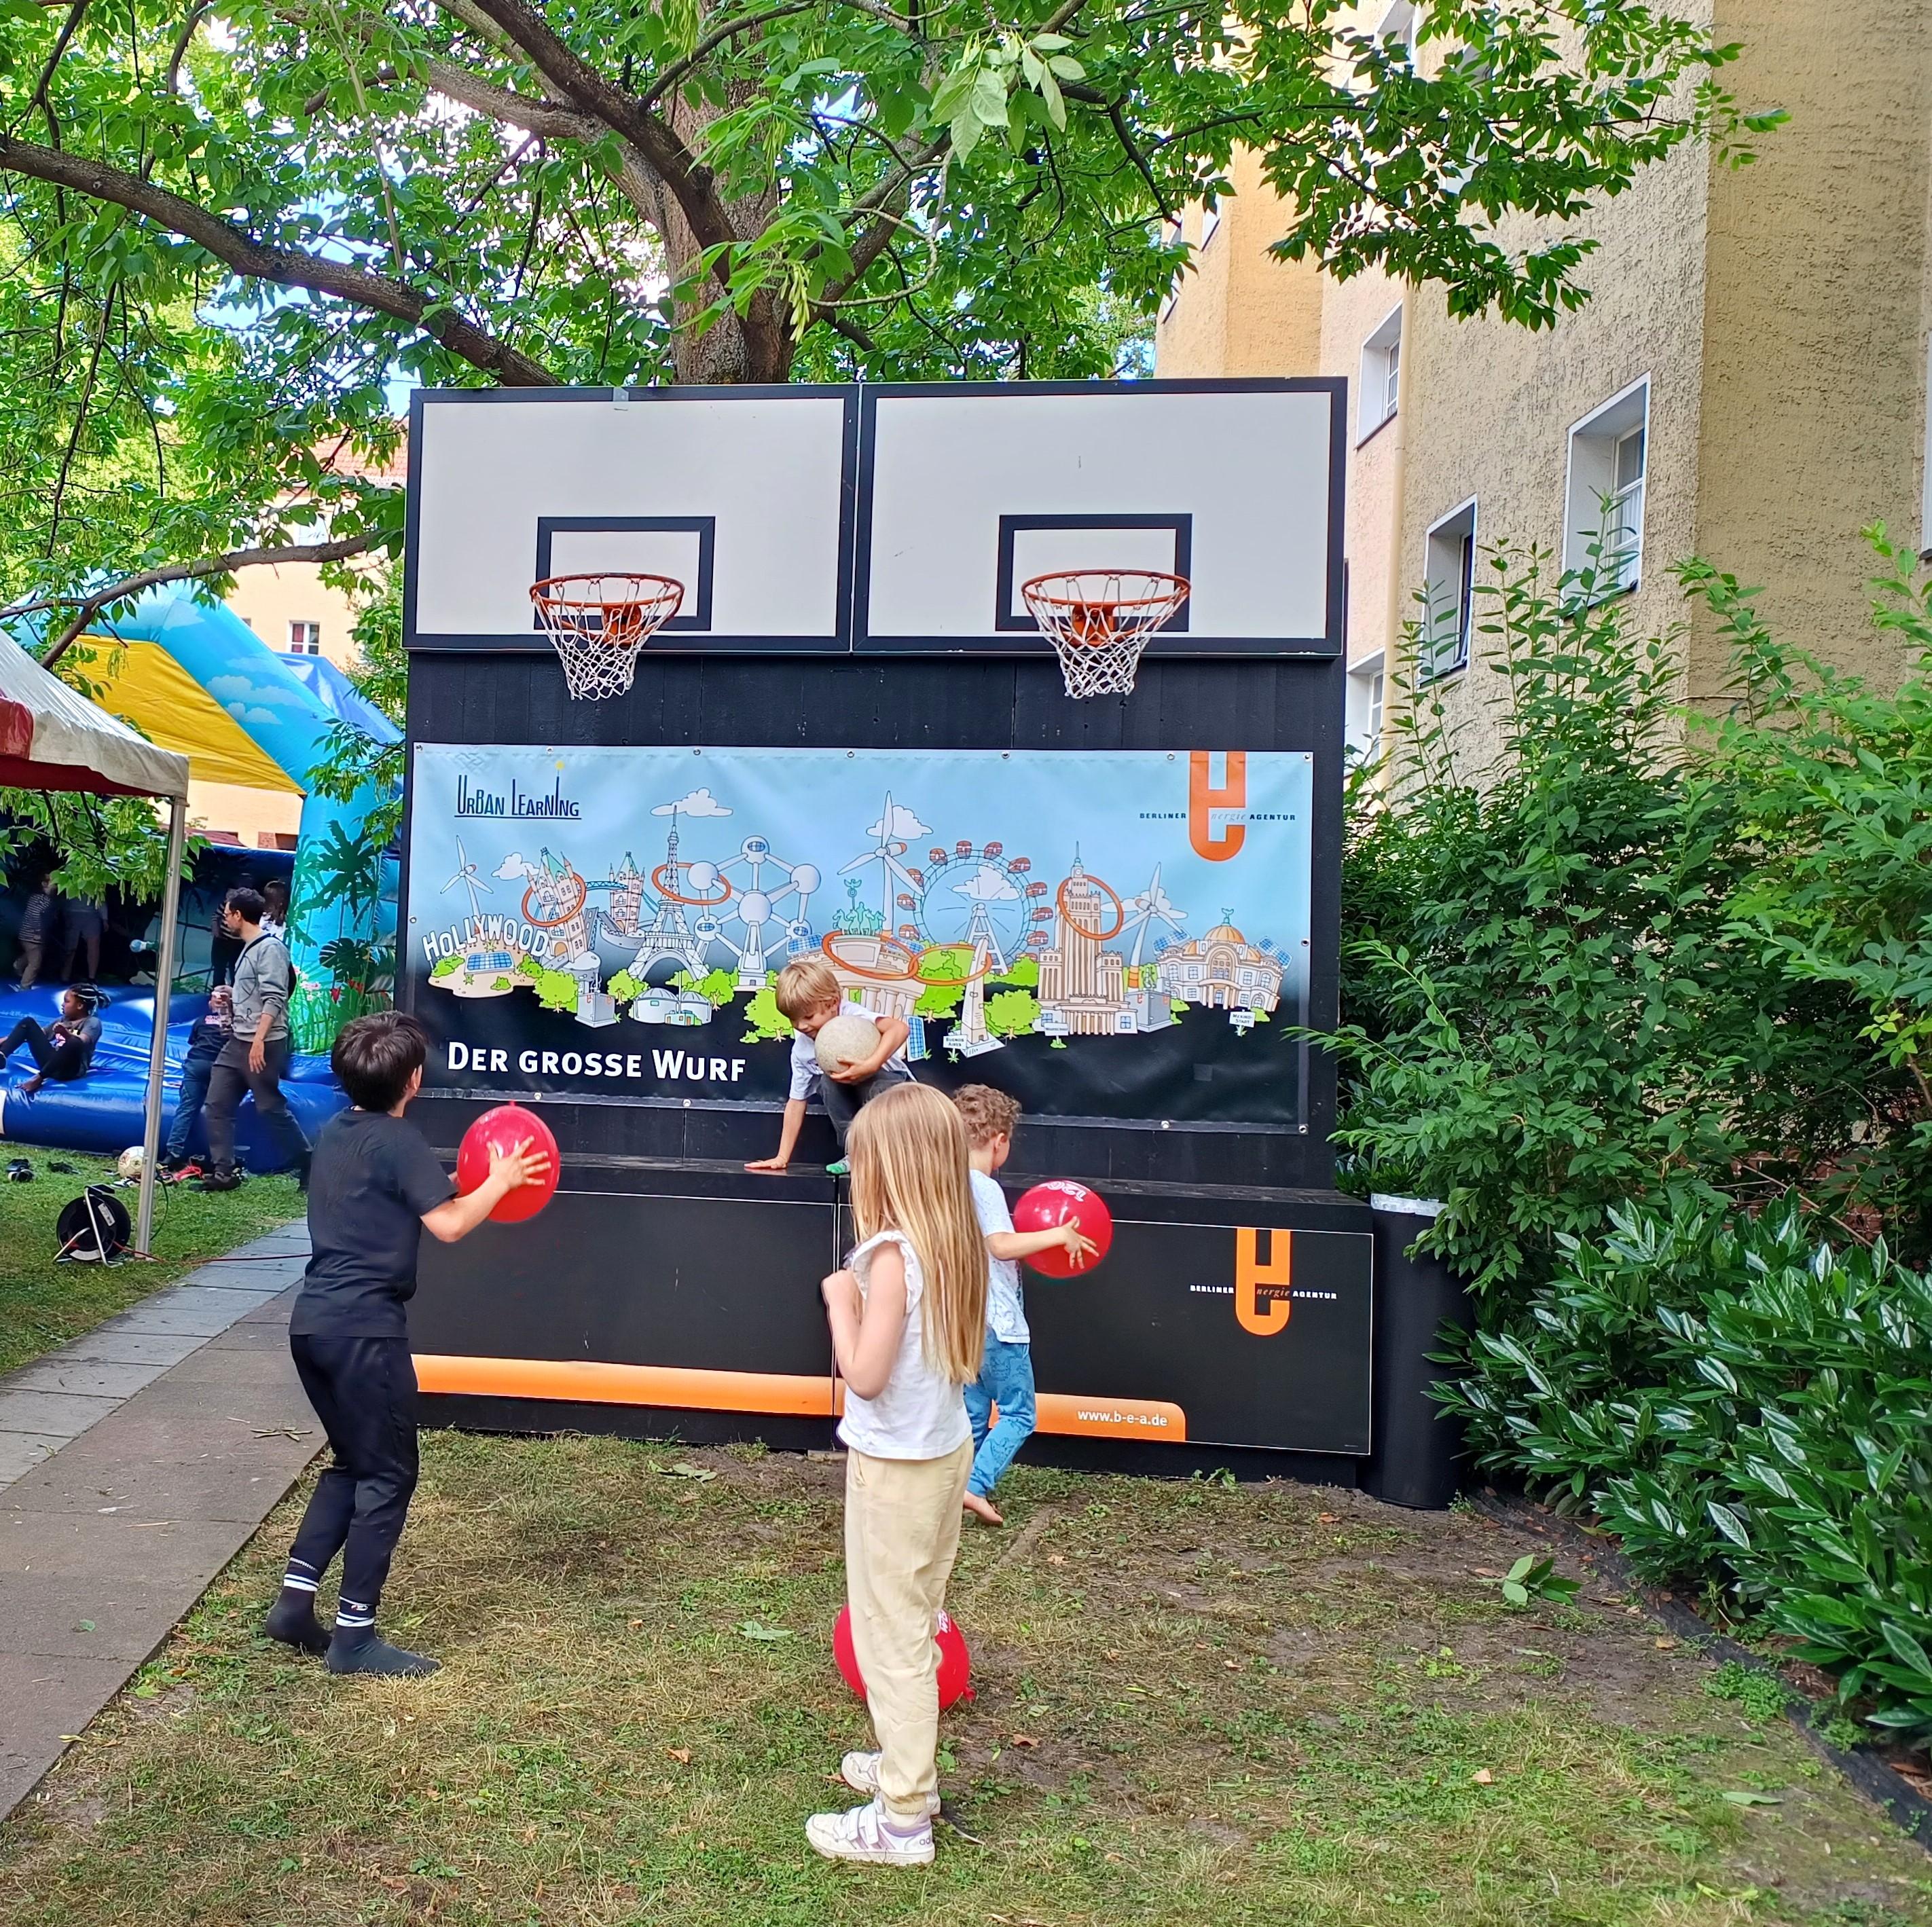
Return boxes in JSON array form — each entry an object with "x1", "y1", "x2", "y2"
[
  {"x1": 839, "y1": 1750, "x2": 940, "y2": 1815},
  {"x1": 804, "y1": 1795, "x2": 934, "y2": 1866}
]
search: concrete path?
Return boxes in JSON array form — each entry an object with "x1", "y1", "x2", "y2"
[{"x1": 0, "y1": 1225, "x2": 321, "y2": 1820}]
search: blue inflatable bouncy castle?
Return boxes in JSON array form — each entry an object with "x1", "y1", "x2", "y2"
[
  {"x1": 1, "y1": 585, "x2": 395, "y2": 1163},
  {"x1": 0, "y1": 986, "x2": 346, "y2": 1166},
  {"x1": 58, "y1": 587, "x2": 399, "y2": 1034}
]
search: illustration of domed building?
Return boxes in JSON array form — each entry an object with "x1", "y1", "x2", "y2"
[{"x1": 1155, "y1": 913, "x2": 1284, "y2": 1017}]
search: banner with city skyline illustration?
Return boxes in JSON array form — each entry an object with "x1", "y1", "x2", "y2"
[{"x1": 403, "y1": 745, "x2": 1315, "y2": 1131}]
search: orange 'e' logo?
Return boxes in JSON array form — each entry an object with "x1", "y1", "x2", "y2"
[
  {"x1": 1235, "y1": 1227, "x2": 1292, "y2": 1336},
  {"x1": 1189, "y1": 752, "x2": 1247, "y2": 862}
]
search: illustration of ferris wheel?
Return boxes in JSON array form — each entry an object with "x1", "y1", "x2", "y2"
[{"x1": 891, "y1": 839, "x2": 1051, "y2": 972}]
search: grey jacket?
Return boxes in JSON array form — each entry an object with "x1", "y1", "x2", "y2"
[{"x1": 231, "y1": 933, "x2": 293, "y2": 1042}]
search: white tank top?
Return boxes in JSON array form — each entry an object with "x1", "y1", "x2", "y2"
[{"x1": 837, "y1": 1229, "x2": 971, "y2": 1461}]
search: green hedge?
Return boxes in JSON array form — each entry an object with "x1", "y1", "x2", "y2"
[
  {"x1": 1444, "y1": 1203, "x2": 1932, "y2": 1744},
  {"x1": 1330, "y1": 530, "x2": 1932, "y2": 1743}
]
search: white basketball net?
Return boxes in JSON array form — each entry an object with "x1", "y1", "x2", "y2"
[
  {"x1": 1020, "y1": 570, "x2": 1191, "y2": 700},
  {"x1": 530, "y1": 572, "x2": 685, "y2": 701}
]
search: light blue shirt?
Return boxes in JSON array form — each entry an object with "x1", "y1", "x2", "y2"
[{"x1": 971, "y1": 1169, "x2": 1028, "y2": 1345}]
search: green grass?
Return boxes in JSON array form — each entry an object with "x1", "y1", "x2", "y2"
[
  {"x1": 5, "y1": 1437, "x2": 1931, "y2": 1926},
  {"x1": 0, "y1": 1149, "x2": 303, "y2": 1376}
]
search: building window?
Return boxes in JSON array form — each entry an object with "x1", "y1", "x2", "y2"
[
  {"x1": 1358, "y1": 304, "x2": 1402, "y2": 440},
  {"x1": 1377, "y1": 0, "x2": 1417, "y2": 47},
  {"x1": 289, "y1": 620, "x2": 322, "y2": 655},
  {"x1": 1422, "y1": 500, "x2": 1478, "y2": 681},
  {"x1": 1564, "y1": 378, "x2": 1650, "y2": 593},
  {"x1": 1199, "y1": 201, "x2": 1222, "y2": 249},
  {"x1": 1347, "y1": 650, "x2": 1386, "y2": 762}
]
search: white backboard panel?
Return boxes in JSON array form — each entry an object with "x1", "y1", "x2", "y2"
[
  {"x1": 404, "y1": 380, "x2": 1343, "y2": 658},
  {"x1": 408, "y1": 388, "x2": 856, "y2": 650},
  {"x1": 856, "y1": 382, "x2": 1343, "y2": 655}
]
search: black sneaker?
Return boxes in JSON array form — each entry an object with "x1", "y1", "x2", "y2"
[{"x1": 194, "y1": 1168, "x2": 242, "y2": 1192}]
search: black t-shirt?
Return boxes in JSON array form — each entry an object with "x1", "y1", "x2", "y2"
[{"x1": 291, "y1": 1109, "x2": 457, "y2": 1338}]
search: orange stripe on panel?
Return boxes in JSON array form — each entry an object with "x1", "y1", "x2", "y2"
[
  {"x1": 413, "y1": 1355, "x2": 841, "y2": 1417},
  {"x1": 414, "y1": 1357, "x2": 1186, "y2": 1442},
  {"x1": 1033, "y1": 1393, "x2": 1187, "y2": 1442}
]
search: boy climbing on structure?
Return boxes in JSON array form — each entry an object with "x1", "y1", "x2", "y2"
[{"x1": 746, "y1": 955, "x2": 909, "y2": 1178}]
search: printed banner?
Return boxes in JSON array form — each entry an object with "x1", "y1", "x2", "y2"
[{"x1": 403, "y1": 745, "x2": 1313, "y2": 1129}]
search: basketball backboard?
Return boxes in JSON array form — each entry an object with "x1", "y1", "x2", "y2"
[
  {"x1": 407, "y1": 386, "x2": 858, "y2": 652},
  {"x1": 403, "y1": 380, "x2": 1343, "y2": 660},
  {"x1": 855, "y1": 381, "x2": 1343, "y2": 657}
]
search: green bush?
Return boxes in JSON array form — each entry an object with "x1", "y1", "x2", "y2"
[
  {"x1": 1330, "y1": 543, "x2": 1902, "y2": 1299},
  {"x1": 1445, "y1": 1201, "x2": 1932, "y2": 1744},
  {"x1": 1340, "y1": 531, "x2": 1932, "y2": 1742}
]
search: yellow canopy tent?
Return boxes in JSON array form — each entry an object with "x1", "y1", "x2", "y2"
[{"x1": 62, "y1": 638, "x2": 304, "y2": 796}]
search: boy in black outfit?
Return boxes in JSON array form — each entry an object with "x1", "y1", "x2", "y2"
[{"x1": 265, "y1": 1010, "x2": 549, "y2": 1676}]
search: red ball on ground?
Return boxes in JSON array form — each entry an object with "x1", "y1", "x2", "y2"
[
  {"x1": 456, "y1": 1102, "x2": 560, "y2": 1223},
  {"x1": 833, "y1": 1604, "x2": 972, "y2": 1708},
  {"x1": 1010, "y1": 1179, "x2": 1114, "y2": 1277}
]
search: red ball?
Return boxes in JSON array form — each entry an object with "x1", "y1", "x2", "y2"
[
  {"x1": 1011, "y1": 1179, "x2": 1114, "y2": 1278},
  {"x1": 455, "y1": 1102, "x2": 560, "y2": 1224},
  {"x1": 833, "y1": 1605, "x2": 972, "y2": 1709}
]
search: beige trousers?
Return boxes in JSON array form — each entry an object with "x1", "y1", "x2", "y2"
[{"x1": 843, "y1": 1437, "x2": 973, "y2": 1822}]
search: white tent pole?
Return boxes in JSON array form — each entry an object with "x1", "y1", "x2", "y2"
[{"x1": 135, "y1": 793, "x2": 187, "y2": 1258}]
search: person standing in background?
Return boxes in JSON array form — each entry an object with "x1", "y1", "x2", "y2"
[
  {"x1": 161, "y1": 985, "x2": 232, "y2": 1177},
  {"x1": 207, "y1": 879, "x2": 249, "y2": 987},
  {"x1": 62, "y1": 891, "x2": 105, "y2": 983},
  {"x1": 261, "y1": 878, "x2": 290, "y2": 941},
  {"x1": 198, "y1": 887, "x2": 310, "y2": 1192},
  {"x1": 14, "y1": 874, "x2": 54, "y2": 988}
]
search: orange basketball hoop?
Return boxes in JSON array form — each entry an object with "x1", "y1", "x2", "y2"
[
  {"x1": 530, "y1": 572, "x2": 685, "y2": 701},
  {"x1": 1021, "y1": 569, "x2": 1189, "y2": 700}
]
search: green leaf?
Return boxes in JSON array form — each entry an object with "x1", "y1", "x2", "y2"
[
  {"x1": 1721, "y1": 1790, "x2": 1782, "y2": 1806},
  {"x1": 735, "y1": 1619, "x2": 794, "y2": 1642},
  {"x1": 1038, "y1": 66, "x2": 1067, "y2": 131}
]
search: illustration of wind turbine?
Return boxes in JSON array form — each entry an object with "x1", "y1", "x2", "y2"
[
  {"x1": 441, "y1": 838, "x2": 492, "y2": 928},
  {"x1": 1120, "y1": 863, "x2": 1186, "y2": 965},
  {"x1": 839, "y1": 791, "x2": 924, "y2": 927}
]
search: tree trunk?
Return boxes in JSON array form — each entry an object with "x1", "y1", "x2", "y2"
[{"x1": 655, "y1": 79, "x2": 790, "y2": 385}]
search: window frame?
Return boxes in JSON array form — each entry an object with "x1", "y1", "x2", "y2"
[
  {"x1": 1357, "y1": 303, "x2": 1404, "y2": 443},
  {"x1": 1421, "y1": 497, "x2": 1478, "y2": 684},
  {"x1": 1346, "y1": 649, "x2": 1387, "y2": 763},
  {"x1": 1562, "y1": 375, "x2": 1651, "y2": 596},
  {"x1": 288, "y1": 619, "x2": 323, "y2": 655}
]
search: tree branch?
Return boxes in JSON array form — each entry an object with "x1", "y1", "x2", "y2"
[
  {"x1": 0, "y1": 132, "x2": 558, "y2": 385},
  {"x1": 22, "y1": 532, "x2": 388, "y2": 669},
  {"x1": 22, "y1": 0, "x2": 89, "y2": 125},
  {"x1": 639, "y1": 0, "x2": 819, "y2": 113},
  {"x1": 418, "y1": 56, "x2": 599, "y2": 142},
  {"x1": 444, "y1": 0, "x2": 790, "y2": 373},
  {"x1": 164, "y1": 0, "x2": 210, "y2": 94}
]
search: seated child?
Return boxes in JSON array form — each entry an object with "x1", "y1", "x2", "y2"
[
  {"x1": 264, "y1": 1010, "x2": 549, "y2": 1677},
  {"x1": 952, "y1": 1086, "x2": 1097, "y2": 1527},
  {"x1": 809, "y1": 1082, "x2": 985, "y2": 1866},
  {"x1": 0, "y1": 985, "x2": 103, "y2": 1097},
  {"x1": 746, "y1": 955, "x2": 909, "y2": 1178},
  {"x1": 161, "y1": 986, "x2": 232, "y2": 1176}
]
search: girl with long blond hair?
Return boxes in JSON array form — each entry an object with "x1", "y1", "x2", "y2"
[{"x1": 807, "y1": 1080, "x2": 987, "y2": 1867}]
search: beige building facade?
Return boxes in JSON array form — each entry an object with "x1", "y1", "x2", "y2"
[{"x1": 1156, "y1": 1, "x2": 1932, "y2": 769}]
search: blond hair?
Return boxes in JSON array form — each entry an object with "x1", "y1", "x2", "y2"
[
  {"x1": 952, "y1": 1083, "x2": 1021, "y2": 1148},
  {"x1": 847, "y1": 1082, "x2": 987, "y2": 1385},
  {"x1": 775, "y1": 955, "x2": 841, "y2": 1023}
]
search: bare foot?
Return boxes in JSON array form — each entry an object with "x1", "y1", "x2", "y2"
[
  {"x1": 962, "y1": 1490, "x2": 1003, "y2": 1526},
  {"x1": 20, "y1": 1075, "x2": 43, "y2": 1098}
]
